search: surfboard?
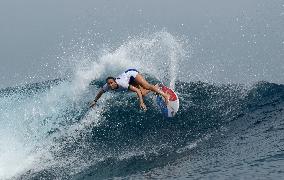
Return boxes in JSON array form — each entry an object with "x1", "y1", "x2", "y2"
[{"x1": 156, "y1": 84, "x2": 179, "y2": 117}]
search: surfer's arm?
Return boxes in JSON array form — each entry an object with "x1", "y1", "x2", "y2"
[
  {"x1": 128, "y1": 85, "x2": 147, "y2": 110},
  {"x1": 90, "y1": 88, "x2": 104, "y2": 108}
]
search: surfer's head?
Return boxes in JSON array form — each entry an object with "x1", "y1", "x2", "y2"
[{"x1": 106, "y1": 77, "x2": 118, "y2": 90}]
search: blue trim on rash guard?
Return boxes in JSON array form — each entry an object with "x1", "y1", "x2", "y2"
[
  {"x1": 129, "y1": 76, "x2": 135, "y2": 84},
  {"x1": 125, "y1": 69, "x2": 139, "y2": 85},
  {"x1": 125, "y1": 69, "x2": 139, "y2": 73}
]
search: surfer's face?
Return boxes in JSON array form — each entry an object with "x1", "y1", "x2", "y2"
[{"x1": 107, "y1": 79, "x2": 118, "y2": 90}]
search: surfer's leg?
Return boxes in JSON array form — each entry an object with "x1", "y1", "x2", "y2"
[
  {"x1": 135, "y1": 74, "x2": 170, "y2": 104},
  {"x1": 139, "y1": 85, "x2": 150, "y2": 96},
  {"x1": 129, "y1": 80, "x2": 149, "y2": 96}
]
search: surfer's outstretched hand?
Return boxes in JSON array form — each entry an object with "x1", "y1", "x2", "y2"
[
  {"x1": 89, "y1": 101, "x2": 96, "y2": 108},
  {"x1": 140, "y1": 103, "x2": 147, "y2": 111}
]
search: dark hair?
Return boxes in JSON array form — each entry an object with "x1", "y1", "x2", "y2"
[{"x1": 106, "y1": 76, "x2": 115, "y2": 82}]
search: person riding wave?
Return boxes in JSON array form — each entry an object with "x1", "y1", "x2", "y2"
[{"x1": 90, "y1": 69, "x2": 169, "y2": 111}]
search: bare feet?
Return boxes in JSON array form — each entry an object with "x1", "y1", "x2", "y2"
[{"x1": 164, "y1": 93, "x2": 170, "y2": 105}]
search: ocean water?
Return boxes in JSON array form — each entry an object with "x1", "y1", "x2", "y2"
[{"x1": 0, "y1": 32, "x2": 283, "y2": 179}]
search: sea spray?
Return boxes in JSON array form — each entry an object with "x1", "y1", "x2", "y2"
[{"x1": 0, "y1": 31, "x2": 186, "y2": 179}]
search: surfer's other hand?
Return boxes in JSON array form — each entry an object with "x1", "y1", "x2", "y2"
[
  {"x1": 89, "y1": 100, "x2": 96, "y2": 108},
  {"x1": 140, "y1": 103, "x2": 147, "y2": 111}
]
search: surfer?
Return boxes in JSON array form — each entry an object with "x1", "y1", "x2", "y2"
[{"x1": 89, "y1": 69, "x2": 169, "y2": 111}]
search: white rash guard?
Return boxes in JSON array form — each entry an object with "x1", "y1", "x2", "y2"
[{"x1": 102, "y1": 69, "x2": 139, "y2": 92}]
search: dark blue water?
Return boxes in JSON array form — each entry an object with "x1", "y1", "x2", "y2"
[{"x1": 1, "y1": 79, "x2": 283, "y2": 179}]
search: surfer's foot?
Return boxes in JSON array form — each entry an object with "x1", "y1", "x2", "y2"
[
  {"x1": 153, "y1": 84, "x2": 160, "y2": 96},
  {"x1": 164, "y1": 93, "x2": 170, "y2": 105}
]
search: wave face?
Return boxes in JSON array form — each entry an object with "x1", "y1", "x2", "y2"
[{"x1": 0, "y1": 32, "x2": 284, "y2": 179}]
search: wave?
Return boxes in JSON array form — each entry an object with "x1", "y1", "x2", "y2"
[
  {"x1": 1, "y1": 77, "x2": 283, "y2": 179},
  {"x1": 1, "y1": 31, "x2": 283, "y2": 179}
]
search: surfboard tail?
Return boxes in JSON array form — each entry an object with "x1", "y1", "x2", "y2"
[{"x1": 156, "y1": 84, "x2": 180, "y2": 117}]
